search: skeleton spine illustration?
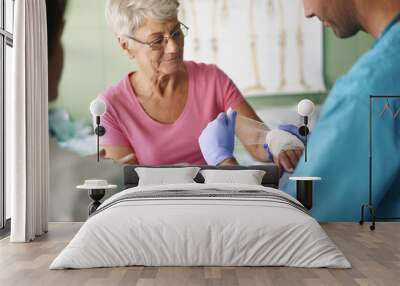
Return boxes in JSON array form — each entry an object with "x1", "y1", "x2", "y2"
[
  {"x1": 181, "y1": 0, "x2": 322, "y2": 96},
  {"x1": 245, "y1": 0, "x2": 266, "y2": 93},
  {"x1": 266, "y1": 0, "x2": 274, "y2": 16},
  {"x1": 297, "y1": 6, "x2": 311, "y2": 89},
  {"x1": 221, "y1": 0, "x2": 229, "y2": 18},
  {"x1": 179, "y1": 0, "x2": 186, "y2": 24},
  {"x1": 188, "y1": 0, "x2": 200, "y2": 60},
  {"x1": 277, "y1": 0, "x2": 286, "y2": 90},
  {"x1": 211, "y1": 0, "x2": 219, "y2": 63}
]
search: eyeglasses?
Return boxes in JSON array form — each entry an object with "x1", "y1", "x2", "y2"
[{"x1": 124, "y1": 22, "x2": 189, "y2": 51}]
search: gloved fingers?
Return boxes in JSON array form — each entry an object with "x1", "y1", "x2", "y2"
[
  {"x1": 278, "y1": 124, "x2": 297, "y2": 132},
  {"x1": 216, "y1": 112, "x2": 228, "y2": 123},
  {"x1": 205, "y1": 114, "x2": 221, "y2": 129},
  {"x1": 198, "y1": 111, "x2": 236, "y2": 165},
  {"x1": 227, "y1": 110, "x2": 237, "y2": 132},
  {"x1": 278, "y1": 124, "x2": 307, "y2": 144},
  {"x1": 263, "y1": 143, "x2": 273, "y2": 161}
]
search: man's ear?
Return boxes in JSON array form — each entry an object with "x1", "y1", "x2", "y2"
[{"x1": 118, "y1": 37, "x2": 135, "y2": 59}]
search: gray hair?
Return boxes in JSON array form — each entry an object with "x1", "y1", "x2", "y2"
[{"x1": 105, "y1": 0, "x2": 180, "y2": 37}]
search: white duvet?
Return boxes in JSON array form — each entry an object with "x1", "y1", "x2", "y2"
[{"x1": 50, "y1": 183, "x2": 350, "y2": 269}]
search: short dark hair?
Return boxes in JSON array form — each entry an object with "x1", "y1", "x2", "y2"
[{"x1": 46, "y1": 0, "x2": 68, "y2": 58}]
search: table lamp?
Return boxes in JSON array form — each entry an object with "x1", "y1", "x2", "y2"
[
  {"x1": 297, "y1": 99, "x2": 315, "y2": 162},
  {"x1": 90, "y1": 99, "x2": 107, "y2": 162},
  {"x1": 290, "y1": 99, "x2": 320, "y2": 210}
]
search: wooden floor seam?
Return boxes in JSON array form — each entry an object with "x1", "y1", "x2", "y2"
[{"x1": 0, "y1": 222, "x2": 399, "y2": 286}]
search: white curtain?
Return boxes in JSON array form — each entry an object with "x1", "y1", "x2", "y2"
[{"x1": 7, "y1": 0, "x2": 49, "y2": 242}]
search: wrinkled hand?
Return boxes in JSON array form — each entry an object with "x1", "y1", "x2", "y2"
[
  {"x1": 268, "y1": 147, "x2": 303, "y2": 173},
  {"x1": 264, "y1": 124, "x2": 305, "y2": 173},
  {"x1": 199, "y1": 111, "x2": 237, "y2": 165}
]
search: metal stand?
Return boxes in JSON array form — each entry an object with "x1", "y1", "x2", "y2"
[
  {"x1": 296, "y1": 180, "x2": 313, "y2": 210},
  {"x1": 359, "y1": 204, "x2": 376, "y2": 231},
  {"x1": 290, "y1": 177, "x2": 321, "y2": 210},
  {"x1": 298, "y1": 116, "x2": 310, "y2": 162},
  {"x1": 359, "y1": 95, "x2": 400, "y2": 231},
  {"x1": 94, "y1": 116, "x2": 106, "y2": 162},
  {"x1": 88, "y1": 189, "x2": 105, "y2": 215}
]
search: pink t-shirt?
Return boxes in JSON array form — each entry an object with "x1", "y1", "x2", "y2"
[{"x1": 99, "y1": 61, "x2": 245, "y2": 165}]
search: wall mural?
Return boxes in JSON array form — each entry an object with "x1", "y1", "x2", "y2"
[{"x1": 179, "y1": 0, "x2": 325, "y2": 96}]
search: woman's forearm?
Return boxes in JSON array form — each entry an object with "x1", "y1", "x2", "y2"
[
  {"x1": 218, "y1": 157, "x2": 239, "y2": 166},
  {"x1": 245, "y1": 144, "x2": 270, "y2": 162}
]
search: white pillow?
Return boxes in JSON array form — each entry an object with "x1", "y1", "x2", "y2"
[
  {"x1": 135, "y1": 167, "x2": 201, "y2": 186},
  {"x1": 200, "y1": 169, "x2": 266, "y2": 185}
]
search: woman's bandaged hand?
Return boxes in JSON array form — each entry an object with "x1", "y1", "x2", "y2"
[
  {"x1": 264, "y1": 128, "x2": 304, "y2": 173},
  {"x1": 265, "y1": 129, "x2": 304, "y2": 157},
  {"x1": 265, "y1": 129, "x2": 305, "y2": 158}
]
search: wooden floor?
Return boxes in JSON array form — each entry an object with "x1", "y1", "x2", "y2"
[{"x1": 0, "y1": 222, "x2": 399, "y2": 286}]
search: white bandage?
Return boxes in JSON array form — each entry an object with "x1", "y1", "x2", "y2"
[{"x1": 265, "y1": 129, "x2": 304, "y2": 158}]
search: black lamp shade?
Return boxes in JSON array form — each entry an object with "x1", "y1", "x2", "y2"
[{"x1": 95, "y1": 126, "x2": 106, "y2": 136}]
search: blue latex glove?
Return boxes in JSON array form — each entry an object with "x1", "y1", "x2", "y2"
[
  {"x1": 263, "y1": 124, "x2": 307, "y2": 161},
  {"x1": 198, "y1": 111, "x2": 237, "y2": 165},
  {"x1": 278, "y1": 124, "x2": 307, "y2": 144}
]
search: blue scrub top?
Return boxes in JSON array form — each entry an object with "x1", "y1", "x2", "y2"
[{"x1": 284, "y1": 16, "x2": 400, "y2": 221}]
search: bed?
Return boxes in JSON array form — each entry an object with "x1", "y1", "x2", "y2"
[{"x1": 50, "y1": 164, "x2": 350, "y2": 269}]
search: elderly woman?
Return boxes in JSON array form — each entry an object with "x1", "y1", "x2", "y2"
[{"x1": 99, "y1": 0, "x2": 304, "y2": 171}]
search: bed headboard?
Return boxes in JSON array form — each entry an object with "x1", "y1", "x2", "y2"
[{"x1": 123, "y1": 164, "x2": 280, "y2": 189}]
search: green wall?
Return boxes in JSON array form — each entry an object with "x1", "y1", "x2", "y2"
[
  {"x1": 52, "y1": 0, "x2": 135, "y2": 120},
  {"x1": 53, "y1": 0, "x2": 375, "y2": 120}
]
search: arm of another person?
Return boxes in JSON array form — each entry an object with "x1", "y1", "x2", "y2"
[{"x1": 285, "y1": 90, "x2": 400, "y2": 220}]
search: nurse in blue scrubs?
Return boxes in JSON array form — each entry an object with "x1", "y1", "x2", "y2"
[{"x1": 284, "y1": 0, "x2": 400, "y2": 221}]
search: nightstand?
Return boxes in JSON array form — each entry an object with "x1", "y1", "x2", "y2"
[
  {"x1": 77, "y1": 180, "x2": 117, "y2": 215},
  {"x1": 289, "y1": 177, "x2": 321, "y2": 210}
]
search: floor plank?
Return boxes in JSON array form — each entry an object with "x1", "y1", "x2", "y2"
[{"x1": 0, "y1": 222, "x2": 399, "y2": 286}]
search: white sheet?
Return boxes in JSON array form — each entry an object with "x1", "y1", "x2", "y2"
[{"x1": 50, "y1": 183, "x2": 350, "y2": 269}]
